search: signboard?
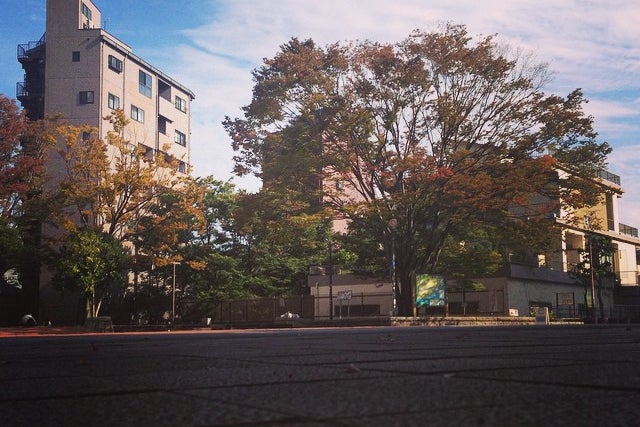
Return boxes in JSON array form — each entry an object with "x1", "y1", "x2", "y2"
[
  {"x1": 415, "y1": 275, "x2": 445, "y2": 307},
  {"x1": 557, "y1": 292, "x2": 574, "y2": 306},
  {"x1": 337, "y1": 290, "x2": 352, "y2": 301}
]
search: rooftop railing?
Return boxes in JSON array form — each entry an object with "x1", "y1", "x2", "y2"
[
  {"x1": 17, "y1": 33, "x2": 45, "y2": 60},
  {"x1": 619, "y1": 223, "x2": 639, "y2": 238},
  {"x1": 596, "y1": 169, "x2": 621, "y2": 186}
]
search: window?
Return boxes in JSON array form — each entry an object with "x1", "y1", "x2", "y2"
[
  {"x1": 108, "y1": 55, "x2": 122, "y2": 73},
  {"x1": 178, "y1": 162, "x2": 187, "y2": 173},
  {"x1": 158, "y1": 80, "x2": 171, "y2": 101},
  {"x1": 139, "y1": 70, "x2": 152, "y2": 98},
  {"x1": 108, "y1": 93, "x2": 120, "y2": 110},
  {"x1": 131, "y1": 105, "x2": 145, "y2": 123},
  {"x1": 79, "y1": 91, "x2": 94, "y2": 104},
  {"x1": 72, "y1": 51, "x2": 80, "y2": 62},
  {"x1": 81, "y1": 3, "x2": 92, "y2": 20},
  {"x1": 174, "y1": 130, "x2": 186, "y2": 146},
  {"x1": 82, "y1": 131, "x2": 91, "y2": 141},
  {"x1": 158, "y1": 116, "x2": 167, "y2": 135},
  {"x1": 175, "y1": 95, "x2": 187, "y2": 113}
]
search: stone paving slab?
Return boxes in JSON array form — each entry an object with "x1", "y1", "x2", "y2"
[{"x1": 1, "y1": 325, "x2": 639, "y2": 426}]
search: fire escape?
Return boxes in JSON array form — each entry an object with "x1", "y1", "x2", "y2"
[{"x1": 16, "y1": 33, "x2": 46, "y2": 120}]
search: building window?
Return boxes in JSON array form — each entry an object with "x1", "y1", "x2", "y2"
[
  {"x1": 158, "y1": 116, "x2": 167, "y2": 135},
  {"x1": 131, "y1": 105, "x2": 145, "y2": 123},
  {"x1": 158, "y1": 80, "x2": 171, "y2": 101},
  {"x1": 174, "y1": 130, "x2": 186, "y2": 146},
  {"x1": 108, "y1": 93, "x2": 120, "y2": 110},
  {"x1": 108, "y1": 55, "x2": 122, "y2": 73},
  {"x1": 139, "y1": 70, "x2": 152, "y2": 98},
  {"x1": 81, "y1": 3, "x2": 92, "y2": 20},
  {"x1": 82, "y1": 131, "x2": 91, "y2": 141},
  {"x1": 178, "y1": 162, "x2": 187, "y2": 173},
  {"x1": 79, "y1": 91, "x2": 94, "y2": 104},
  {"x1": 175, "y1": 95, "x2": 187, "y2": 113},
  {"x1": 72, "y1": 51, "x2": 80, "y2": 62}
]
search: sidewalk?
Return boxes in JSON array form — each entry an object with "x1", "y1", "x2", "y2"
[
  {"x1": 1, "y1": 325, "x2": 638, "y2": 426},
  {"x1": 0, "y1": 326, "x2": 91, "y2": 337}
]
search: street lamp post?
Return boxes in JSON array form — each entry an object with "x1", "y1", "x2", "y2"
[
  {"x1": 172, "y1": 262, "x2": 180, "y2": 324},
  {"x1": 588, "y1": 235, "x2": 598, "y2": 324},
  {"x1": 328, "y1": 241, "x2": 334, "y2": 320},
  {"x1": 388, "y1": 218, "x2": 398, "y2": 317}
]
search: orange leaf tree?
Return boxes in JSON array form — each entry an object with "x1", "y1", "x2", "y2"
[
  {"x1": 225, "y1": 25, "x2": 611, "y2": 315},
  {"x1": 49, "y1": 110, "x2": 203, "y2": 316}
]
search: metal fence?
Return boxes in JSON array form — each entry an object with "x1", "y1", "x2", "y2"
[
  {"x1": 214, "y1": 296, "x2": 315, "y2": 323},
  {"x1": 213, "y1": 292, "x2": 395, "y2": 323},
  {"x1": 610, "y1": 305, "x2": 640, "y2": 322}
]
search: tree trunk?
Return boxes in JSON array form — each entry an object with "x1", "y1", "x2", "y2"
[
  {"x1": 597, "y1": 282, "x2": 605, "y2": 321},
  {"x1": 397, "y1": 270, "x2": 415, "y2": 317},
  {"x1": 19, "y1": 218, "x2": 41, "y2": 320}
]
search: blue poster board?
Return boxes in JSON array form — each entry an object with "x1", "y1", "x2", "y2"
[{"x1": 416, "y1": 274, "x2": 445, "y2": 307}]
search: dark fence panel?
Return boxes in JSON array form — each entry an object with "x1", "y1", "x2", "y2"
[{"x1": 215, "y1": 295, "x2": 315, "y2": 323}]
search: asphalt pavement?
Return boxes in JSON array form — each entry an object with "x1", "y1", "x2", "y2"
[{"x1": 1, "y1": 325, "x2": 639, "y2": 426}]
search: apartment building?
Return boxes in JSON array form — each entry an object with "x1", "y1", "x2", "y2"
[
  {"x1": 16, "y1": 0, "x2": 195, "y2": 324},
  {"x1": 17, "y1": 0, "x2": 194, "y2": 172}
]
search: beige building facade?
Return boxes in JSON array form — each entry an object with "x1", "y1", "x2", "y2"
[
  {"x1": 16, "y1": 0, "x2": 195, "y2": 324},
  {"x1": 314, "y1": 164, "x2": 640, "y2": 320},
  {"x1": 19, "y1": 0, "x2": 194, "y2": 172}
]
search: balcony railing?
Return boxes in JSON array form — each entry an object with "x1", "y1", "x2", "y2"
[
  {"x1": 596, "y1": 169, "x2": 621, "y2": 186},
  {"x1": 619, "y1": 223, "x2": 639, "y2": 238},
  {"x1": 16, "y1": 82, "x2": 27, "y2": 99},
  {"x1": 17, "y1": 33, "x2": 46, "y2": 60}
]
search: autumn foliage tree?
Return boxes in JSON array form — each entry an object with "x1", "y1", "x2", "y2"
[
  {"x1": 49, "y1": 110, "x2": 203, "y2": 317},
  {"x1": 0, "y1": 94, "x2": 55, "y2": 315},
  {"x1": 225, "y1": 25, "x2": 611, "y2": 315}
]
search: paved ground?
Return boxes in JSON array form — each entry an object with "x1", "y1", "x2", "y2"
[{"x1": 1, "y1": 325, "x2": 639, "y2": 426}]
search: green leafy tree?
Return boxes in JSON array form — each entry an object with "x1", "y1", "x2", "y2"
[
  {"x1": 435, "y1": 224, "x2": 503, "y2": 314},
  {"x1": 0, "y1": 218, "x2": 22, "y2": 276},
  {"x1": 229, "y1": 190, "x2": 328, "y2": 296},
  {"x1": 226, "y1": 25, "x2": 611, "y2": 315},
  {"x1": 52, "y1": 229, "x2": 128, "y2": 317},
  {"x1": 572, "y1": 234, "x2": 616, "y2": 321}
]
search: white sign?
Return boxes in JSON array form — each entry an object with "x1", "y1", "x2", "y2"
[{"x1": 337, "y1": 290, "x2": 352, "y2": 301}]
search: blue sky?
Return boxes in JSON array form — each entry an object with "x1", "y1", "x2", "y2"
[{"x1": 1, "y1": 0, "x2": 639, "y2": 226}]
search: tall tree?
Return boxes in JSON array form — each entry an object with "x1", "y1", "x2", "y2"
[
  {"x1": 52, "y1": 228, "x2": 128, "y2": 317},
  {"x1": 226, "y1": 25, "x2": 611, "y2": 315},
  {"x1": 0, "y1": 94, "x2": 55, "y2": 316},
  {"x1": 50, "y1": 110, "x2": 203, "y2": 318},
  {"x1": 572, "y1": 234, "x2": 616, "y2": 321}
]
